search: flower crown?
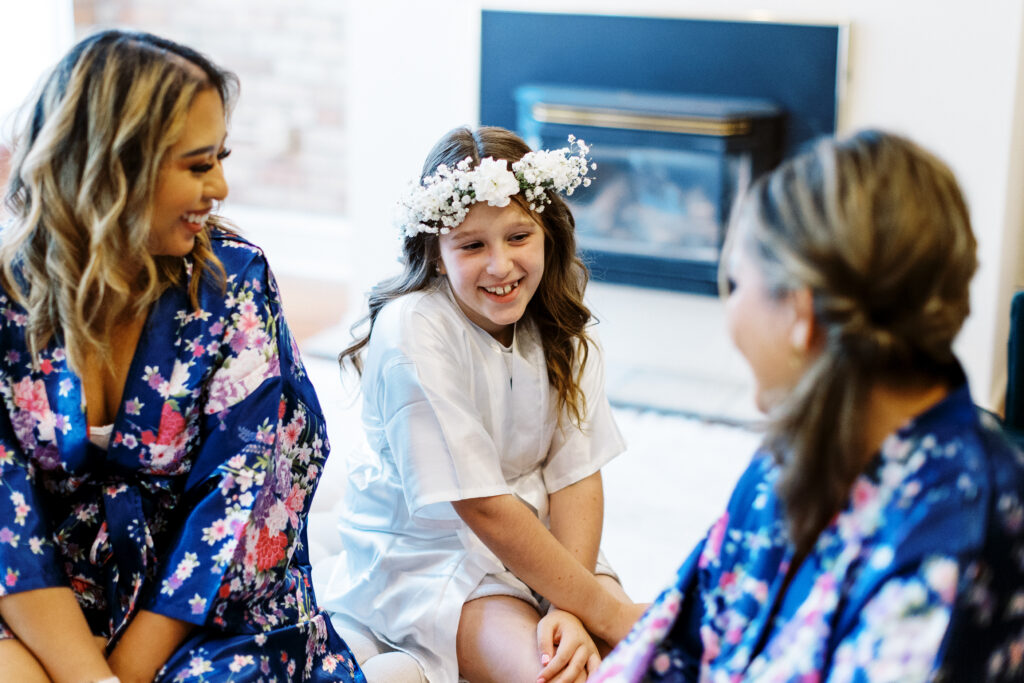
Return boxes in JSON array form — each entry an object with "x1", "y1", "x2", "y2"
[{"x1": 397, "y1": 135, "x2": 595, "y2": 238}]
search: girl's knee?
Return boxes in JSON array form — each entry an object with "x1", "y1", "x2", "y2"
[
  {"x1": 329, "y1": 613, "x2": 426, "y2": 681},
  {"x1": 457, "y1": 596, "x2": 544, "y2": 683},
  {"x1": 330, "y1": 614, "x2": 382, "y2": 665},
  {"x1": 361, "y1": 651, "x2": 427, "y2": 683}
]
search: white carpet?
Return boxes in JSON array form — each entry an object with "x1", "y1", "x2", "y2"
[{"x1": 302, "y1": 353, "x2": 761, "y2": 603}]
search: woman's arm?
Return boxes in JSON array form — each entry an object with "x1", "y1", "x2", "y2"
[
  {"x1": 0, "y1": 586, "x2": 115, "y2": 683},
  {"x1": 106, "y1": 610, "x2": 193, "y2": 683},
  {"x1": 452, "y1": 494, "x2": 644, "y2": 645}
]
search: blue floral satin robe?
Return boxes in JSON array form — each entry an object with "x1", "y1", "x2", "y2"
[
  {"x1": 0, "y1": 230, "x2": 363, "y2": 682},
  {"x1": 594, "y1": 382, "x2": 1024, "y2": 682}
]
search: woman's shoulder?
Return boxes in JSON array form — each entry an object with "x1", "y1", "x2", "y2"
[
  {"x1": 207, "y1": 226, "x2": 268, "y2": 271},
  {"x1": 865, "y1": 386, "x2": 1023, "y2": 558}
]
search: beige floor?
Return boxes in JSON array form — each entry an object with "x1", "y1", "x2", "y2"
[{"x1": 276, "y1": 273, "x2": 350, "y2": 346}]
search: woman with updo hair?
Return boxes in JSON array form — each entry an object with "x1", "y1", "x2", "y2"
[{"x1": 592, "y1": 130, "x2": 1024, "y2": 682}]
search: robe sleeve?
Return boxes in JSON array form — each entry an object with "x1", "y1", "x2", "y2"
[
  {"x1": 589, "y1": 539, "x2": 707, "y2": 682},
  {"x1": 592, "y1": 454, "x2": 772, "y2": 682},
  {"x1": 140, "y1": 253, "x2": 329, "y2": 628},
  {"x1": 0, "y1": 408, "x2": 65, "y2": 596},
  {"x1": 542, "y1": 339, "x2": 625, "y2": 493},
  {"x1": 373, "y1": 307, "x2": 509, "y2": 524}
]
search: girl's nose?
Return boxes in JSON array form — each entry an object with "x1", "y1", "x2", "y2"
[{"x1": 486, "y1": 246, "x2": 512, "y2": 276}]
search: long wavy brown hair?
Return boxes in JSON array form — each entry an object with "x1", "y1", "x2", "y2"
[
  {"x1": 339, "y1": 126, "x2": 594, "y2": 427},
  {"x1": 1, "y1": 30, "x2": 239, "y2": 373},
  {"x1": 726, "y1": 129, "x2": 977, "y2": 555}
]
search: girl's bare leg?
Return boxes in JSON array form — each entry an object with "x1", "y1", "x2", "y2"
[{"x1": 457, "y1": 595, "x2": 543, "y2": 683}]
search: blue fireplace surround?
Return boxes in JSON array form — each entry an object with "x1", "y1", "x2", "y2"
[{"x1": 480, "y1": 11, "x2": 843, "y2": 294}]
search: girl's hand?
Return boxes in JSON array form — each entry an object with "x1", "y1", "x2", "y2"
[{"x1": 536, "y1": 608, "x2": 601, "y2": 683}]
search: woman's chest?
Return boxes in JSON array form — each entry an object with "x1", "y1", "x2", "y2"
[
  {"x1": 3, "y1": 302, "x2": 227, "y2": 481},
  {"x1": 80, "y1": 316, "x2": 147, "y2": 428}
]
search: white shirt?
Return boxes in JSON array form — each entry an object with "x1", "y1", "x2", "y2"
[{"x1": 318, "y1": 283, "x2": 625, "y2": 682}]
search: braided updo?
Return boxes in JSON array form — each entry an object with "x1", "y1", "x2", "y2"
[{"x1": 731, "y1": 129, "x2": 977, "y2": 554}]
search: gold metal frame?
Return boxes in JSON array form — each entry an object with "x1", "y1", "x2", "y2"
[{"x1": 530, "y1": 103, "x2": 752, "y2": 137}]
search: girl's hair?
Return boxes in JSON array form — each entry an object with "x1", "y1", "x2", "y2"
[
  {"x1": 339, "y1": 125, "x2": 594, "y2": 426},
  {"x1": 730, "y1": 129, "x2": 977, "y2": 554},
  {"x1": 0, "y1": 30, "x2": 239, "y2": 372}
]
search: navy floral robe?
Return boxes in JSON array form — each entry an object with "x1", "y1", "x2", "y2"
[
  {"x1": 593, "y1": 382, "x2": 1024, "y2": 682},
  {"x1": 0, "y1": 230, "x2": 363, "y2": 682}
]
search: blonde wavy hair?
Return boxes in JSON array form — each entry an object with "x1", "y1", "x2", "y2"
[
  {"x1": 1, "y1": 30, "x2": 238, "y2": 373},
  {"x1": 727, "y1": 129, "x2": 977, "y2": 555}
]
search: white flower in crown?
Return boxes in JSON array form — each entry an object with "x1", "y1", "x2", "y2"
[
  {"x1": 396, "y1": 135, "x2": 595, "y2": 237},
  {"x1": 472, "y1": 157, "x2": 520, "y2": 207}
]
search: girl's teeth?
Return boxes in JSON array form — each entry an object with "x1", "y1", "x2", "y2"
[
  {"x1": 485, "y1": 282, "x2": 516, "y2": 296},
  {"x1": 183, "y1": 213, "x2": 208, "y2": 225}
]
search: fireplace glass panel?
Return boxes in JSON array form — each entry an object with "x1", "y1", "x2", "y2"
[
  {"x1": 516, "y1": 85, "x2": 783, "y2": 294},
  {"x1": 562, "y1": 144, "x2": 746, "y2": 263}
]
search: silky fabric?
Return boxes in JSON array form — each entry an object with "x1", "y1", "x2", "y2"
[
  {"x1": 318, "y1": 282, "x2": 625, "y2": 682},
  {"x1": 593, "y1": 380, "x2": 1024, "y2": 682},
  {"x1": 0, "y1": 230, "x2": 363, "y2": 682}
]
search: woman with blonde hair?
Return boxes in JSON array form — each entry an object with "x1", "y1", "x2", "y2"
[
  {"x1": 592, "y1": 130, "x2": 1024, "y2": 681},
  {"x1": 0, "y1": 30, "x2": 362, "y2": 682}
]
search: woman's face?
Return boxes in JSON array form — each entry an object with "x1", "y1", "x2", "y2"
[
  {"x1": 149, "y1": 88, "x2": 229, "y2": 257},
  {"x1": 437, "y1": 200, "x2": 545, "y2": 346},
  {"x1": 724, "y1": 234, "x2": 812, "y2": 413}
]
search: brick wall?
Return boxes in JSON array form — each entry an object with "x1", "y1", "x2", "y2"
[{"x1": 73, "y1": 0, "x2": 349, "y2": 214}]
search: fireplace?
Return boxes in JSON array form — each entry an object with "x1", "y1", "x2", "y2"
[
  {"x1": 479, "y1": 11, "x2": 843, "y2": 294},
  {"x1": 516, "y1": 85, "x2": 783, "y2": 294}
]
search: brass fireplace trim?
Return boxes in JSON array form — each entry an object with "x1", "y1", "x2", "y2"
[{"x1": 531, "y1": 103, "x2": 753, "y2": 137}]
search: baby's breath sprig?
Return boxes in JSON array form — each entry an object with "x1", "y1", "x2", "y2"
[{"x1": 396, "y1": 136, "x2": 595, "y2": 238}]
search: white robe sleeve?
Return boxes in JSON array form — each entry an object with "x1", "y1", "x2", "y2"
[{"x1": 542, "y1": 339, "x2": 626, "y2": 492}]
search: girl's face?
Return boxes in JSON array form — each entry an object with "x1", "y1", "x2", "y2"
[
  {"x1": 724, "y1": 234, "x2": 811, "y2": 413},
  {"x1": 438, "y1": 200, "x2": 545, "y2": 346},
  {"x1": 149, "y1": 88, "x2": 230, "y2": 257}
]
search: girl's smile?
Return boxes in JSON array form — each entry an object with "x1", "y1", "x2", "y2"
[
  {"x1": 438, "y1": 201, "x2": 545, "y2": 346},
  {"x1": 481, "y1": 279, "x2": 520, "y2": 299}
]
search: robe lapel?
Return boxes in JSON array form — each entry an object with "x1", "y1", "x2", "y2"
[{"x1": 509, "y1": 321, "x2": 549, "y2": 466}]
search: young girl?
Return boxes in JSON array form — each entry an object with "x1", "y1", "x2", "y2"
[
  {"x1": 0, "y1": 31, "x2": 362, "y2": 682},
  {"x1": 592, "y1": 130, "x2": 1024, "y2": 681},
  {"x1": 321, "y1": 126, "x2": 644, "y2": 682}
]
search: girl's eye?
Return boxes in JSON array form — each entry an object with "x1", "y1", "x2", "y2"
[
  {"x1": 460, "y1": 242, "x2": 483, "y2": 251},
  {"x1": 725, "y1": 277, "x2": 737, "y2": 296},
  {"x1": 509, "y1": 233, "x2": 528, "y2": 243}
]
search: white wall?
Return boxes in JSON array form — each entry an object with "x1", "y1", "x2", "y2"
[
  {"x1": 0, "y1": 0, "x2": 74, "y2": 142},
  {"x1": 344, "y1": 0, "x2": 1024, "y2": 411}
]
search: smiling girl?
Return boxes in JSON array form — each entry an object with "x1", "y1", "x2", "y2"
[
  {"x1": 0, "y1": 30, "x2": 362, "y2": 683},
  {"x1": 323, "y1": 126, "x2": 644, "y2": 683}
]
